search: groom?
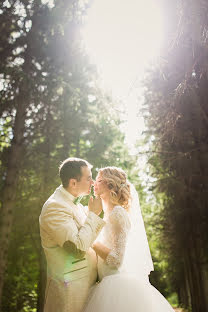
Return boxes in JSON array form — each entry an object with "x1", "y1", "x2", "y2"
[{"x1": 39, "y1": 157, "x2": 105, "y2": 312}]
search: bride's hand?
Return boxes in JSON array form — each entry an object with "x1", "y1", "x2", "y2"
[
  {"x1": 92, "y1": 242, "x2": 99, "y2": 250},
  {"x1": 88, "y1": 196, "x2": 103, "y2": 215},
  {"x1": 92, "y1": 241, "x2": 110, "y2": 260}
]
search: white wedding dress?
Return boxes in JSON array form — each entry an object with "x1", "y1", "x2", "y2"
[{"x1": 83, "y1": 206, "x2": 174, "y2": 312}]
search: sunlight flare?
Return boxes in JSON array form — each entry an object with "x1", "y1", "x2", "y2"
[{"x1": 82, "y1": 0, "x2": 164, "y2": 144}]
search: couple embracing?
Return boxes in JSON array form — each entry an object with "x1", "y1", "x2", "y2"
[{"x1": 39, "y1": 157, "x2": 174, "y2": 312}]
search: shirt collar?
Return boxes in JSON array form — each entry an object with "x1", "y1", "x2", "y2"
[{"x1": 58, "y1": 185, "x2": 76, "y2": 203}]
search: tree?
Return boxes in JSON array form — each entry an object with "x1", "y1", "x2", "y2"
[
  {"x1": 0, "y1": 1, "x2": 140, "y2": 311},
  {"x1": 0, "y1": 0, "x2": 95, "y2": 308},
  {"x1": 142, "y1": 1, "x2": 208, "y2": 311}
]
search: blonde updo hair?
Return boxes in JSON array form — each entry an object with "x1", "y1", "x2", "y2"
[{"x1": 98, "y1": 166, "x2": 131, "y2": 210}]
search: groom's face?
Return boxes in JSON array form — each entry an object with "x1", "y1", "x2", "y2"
[{"x1": 76, "y1": 166, "x2": 93, "y2": 196}]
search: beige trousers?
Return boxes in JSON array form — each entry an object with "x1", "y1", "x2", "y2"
[{"x1": 44, "y1": 272, "x2": 97, "y2": 312}]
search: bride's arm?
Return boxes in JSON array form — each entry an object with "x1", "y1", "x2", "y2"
[{"x1": 93, "y1": 207, "x2": 130, "y2": 268}]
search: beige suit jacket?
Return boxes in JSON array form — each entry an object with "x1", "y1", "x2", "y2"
[{"x1": 39, "y1": 185, "x2": 105, "y2": 283}]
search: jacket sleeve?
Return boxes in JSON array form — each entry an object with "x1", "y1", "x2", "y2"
[
  {"x1": 62, "y1": 240, "x2": 87, "y2": 258},
  {"x1": 40, "y1": 204, "x2": 105, "y2": 251}
]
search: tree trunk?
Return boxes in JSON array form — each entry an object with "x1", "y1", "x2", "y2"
[
  {"x1": 201, "y1": 264, "x2": 208, "y2": 311},
  {"x1": 179, "y1": 262, "x2": 191, "y2": 310},
  {"x1": 37, "y1": 249, "x2": 47, "y2": 312},
  {"x1": 36, "y1": 105, "x2": 52, "y2": 312},
  {"x1": 185, "y1": 241, "x2": 208, "y2": 312},
  {"x1": 0, "y1": 96, "x2": 27, "y2": 310}
]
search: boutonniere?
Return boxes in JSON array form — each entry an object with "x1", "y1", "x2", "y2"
[{"x1": 73, "y1": 196, "x2": 82, "y2": 205}]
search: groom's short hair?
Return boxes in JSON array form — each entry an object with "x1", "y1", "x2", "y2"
[{"x1": 59, "y1": 157, "x2": 92, "y2": 188}]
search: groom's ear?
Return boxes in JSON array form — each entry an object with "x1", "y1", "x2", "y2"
[{"x1": 69, "y1": 178, "x2": 77, "y2": 189}]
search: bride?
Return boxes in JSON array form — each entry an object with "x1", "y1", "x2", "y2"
[{"x1": 83, "y1": 166, "x2": 174, "y2": 312}]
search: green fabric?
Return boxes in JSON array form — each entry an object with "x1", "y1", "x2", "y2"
[{"x1": 73, "y1": 196, "x2": 82, "y2": 205}]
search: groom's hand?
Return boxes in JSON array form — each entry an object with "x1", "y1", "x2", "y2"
[{"x1": 88, "y1": 196, "x2": 103, "y2": 216}]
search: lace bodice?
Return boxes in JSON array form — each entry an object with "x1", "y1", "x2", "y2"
[{"x1": 98, "y1": 206, "x2": 131, "y2": 280}]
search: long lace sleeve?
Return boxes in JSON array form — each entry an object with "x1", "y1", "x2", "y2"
[{"x1": 105, "y1": 206, "x2": 130, "y2": 269}]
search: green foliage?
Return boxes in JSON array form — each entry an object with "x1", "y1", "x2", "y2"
[{"x1": 0, "y1": 1, "x2": 139, "y2": 311}]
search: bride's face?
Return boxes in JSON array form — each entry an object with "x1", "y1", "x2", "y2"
[{"x1": 94, "y1": 172, "x2": 110, "y2": 198}]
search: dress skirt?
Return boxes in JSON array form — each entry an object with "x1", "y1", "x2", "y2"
[{"x1": 83, "y1": 274, "x2": 174, "y2": 312}]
